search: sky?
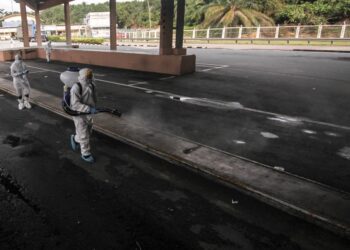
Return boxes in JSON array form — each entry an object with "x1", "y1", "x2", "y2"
[{"x1": 0, "y1": 0, "x2": 137, "y2": 12}]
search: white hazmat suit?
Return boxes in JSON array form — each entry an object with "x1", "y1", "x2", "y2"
[
  {"x1": 10, "y1": 54, "x2": 31, "y2": 110},
  {"x1": 70, "y1": 68, "x2": 97, "y2": 161},
  {"x1": 45, "y1": 41, "x2": 52, "y2": 62}
]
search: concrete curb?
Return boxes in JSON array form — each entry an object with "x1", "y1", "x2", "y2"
[
  {"x1": 1, "y1": 79, "x2": 350, "y2": 239},
  {"x1": 293, "y1": 49, "x2": 350, "y2": 53}
]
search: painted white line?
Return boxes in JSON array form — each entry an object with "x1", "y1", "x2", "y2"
[
  {"x1": 197, "y1": 62, "x2": 229, "y2": 66},
  {"x1": 159, "y1": 76, "x2": 176, "y2": 80},
  {"x1": 244, "y1": 107, "x2": 350, "y2": 131},
  {"x1": 23, "y1": 63, "x2": 350, "y2": 131},
  {"x1": 25, "y1": 65, "x2": 61, "y2": 73},
  {"x1": 128, "y1": 80, "x2": 149, "y2": 86},
  {"x1": 129, "y1": 82, "x2": 148, "y2": 86},
  {"x1": 29, "y1": 70, "x2": 48, "y2": 74},
  {"x1": 199, "y1": 65, "x2": 229, "y2": 72}
]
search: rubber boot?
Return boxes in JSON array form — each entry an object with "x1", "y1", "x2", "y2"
[{"x1": 18, "y1": 99, "x2": 24, "y2": 110}]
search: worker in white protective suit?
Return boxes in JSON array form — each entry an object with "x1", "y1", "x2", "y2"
[
  {"x1": 10, "y1": 54, "x2": 32, "y2": 110},
  {"x1": 70, "y1": 68, "x2": 97, "y2": 163},
  {"x1": 45, "y1": 41, "x2": 52, "y2": 62}
]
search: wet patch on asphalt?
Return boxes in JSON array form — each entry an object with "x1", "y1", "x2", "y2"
[
  {"x1": 153, "y1": 190, "x2": 188, "y2": 202},
  {"x1": 2, "y1": 134, "x2": 34, "y2": 148},
  {"x1": 337, "y1": 147, "x2": 350, "y2": 160},
  {"x1": 0, "y1": 168, "x2": 40, "y2": 214},
  {"x1": 19, "y1": 148, "x2": 44, "y2": 158},
  {"x1": 3, "y1": 135, "x2": 21, "y2": 147}
]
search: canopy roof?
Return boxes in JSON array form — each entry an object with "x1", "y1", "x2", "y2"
[{"x1": 15, "y1": 0, "x2": 74, "y2": 11}]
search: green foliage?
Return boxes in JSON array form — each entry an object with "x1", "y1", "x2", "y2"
[
  {"x1": 40, "y1": 0, "x2": 350, "y2": 28},
  {"x1": 72, "y1": 37, "x2": 105, "y2": 44},
  {"x1": 198, "y1": 0, "x2": 275, "y2": 27},
  {"x1": 48, "y1": 36, "x2": 105, "y2": 44},
  {"x1": 41, "y1": 0, "x2": 161, "y2": 28},
  {"x1": 41, "y1": 6, "x2": 65, "y2": 25},
  {"x1": 277, "y1": 0, "x2": 350, "y2": 24},
  {"x1": 47, "y1": 35, "x2": 65, "y2": 42}
]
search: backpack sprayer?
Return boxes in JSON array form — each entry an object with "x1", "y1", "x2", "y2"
[{"x1": 60, "y1": 67, "x2": 122, "y2": 117}]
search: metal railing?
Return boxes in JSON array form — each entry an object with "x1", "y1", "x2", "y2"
[{"x1": 118, "y1": 24, "x2": 350, "y2": 42}]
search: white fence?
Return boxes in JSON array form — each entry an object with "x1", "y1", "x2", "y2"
[{"x1": 120, "y1": 24, "x2": 350, "y2": 41}]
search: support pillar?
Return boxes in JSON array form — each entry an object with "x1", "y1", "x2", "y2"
[
  {"x1": 64, "y1": 2, "x2": 72, "y2": 45},
  {"x1": 20, "y1": 0, "x2": 29, "y2": 47},
  {"x1": 159, "y1": 0, "x2": 174, "y2": 55},
  {"x1": 175, "y1": 0, "x2": 185, "y2": 49},
  {"x1": 35, "y1": 9, "x2": 42, "y2": 46},
  {"x1": 109, "y1": 0, "x2": 117, "y2": 50},
  {"x1": 174, "y1": 0, "x2": 186, "y2": 55}
]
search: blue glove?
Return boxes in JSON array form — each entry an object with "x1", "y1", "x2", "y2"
[{"x1": 89, "y1": 107, "x2": 97, "y2": 114}]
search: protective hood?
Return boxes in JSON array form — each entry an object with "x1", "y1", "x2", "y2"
[
  {"x1": 78, "y1": 68, "x2": 93, "y2": 87},
  {"x1": 15, "y1": 54, "x2": 22, "y2": 62}
]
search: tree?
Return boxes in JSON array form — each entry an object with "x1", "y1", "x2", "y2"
[
  {"x1": 277, "y1": 0, "x2": 350, "y2": 24},
  {"x1": 198, "y1": 0, "x2": 275, "y2": 27}
]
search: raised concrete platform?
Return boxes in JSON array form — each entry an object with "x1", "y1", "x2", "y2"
[
  {"x1": 0, "y1": 77, "x2": 349, "y2": 239},
  {"x1": 0, "y1": 47, "x2": 196, "y2": 75}
]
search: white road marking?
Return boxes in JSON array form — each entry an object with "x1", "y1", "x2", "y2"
[
  {"x1": 302, "y1": 129, "x2": 317, "y2": 135},
  {"x1": 196, "y1": 63, "x2": 229, "y2": 72},
  {"x1": 29, "y1": 70, "x2": 48, "y2": 74},
  {"x1": 23, "y1": 64, "x2": 350, "y2": 131},
  {"x1": 261, "y1": 132, "x2": 279, "y2": 139},
  {"x1": 233, "y1": 140, "x2": 246, "y2": 145},
  {"x1": 197, "y1": 62, "x2": 227, "y2": 66},
  {"x1": 199, "y1": 65, "x2": 229, "y2": 72},
  {"x1": 159, "y1": 76, "x2": 176, "y2": 80},
  {"x1": 324, "y1": 131, "x2": 341, "y2": 137},
  {"x1": 268, "y1": 116, "x2": 302, "y2": 125},
  {"x1": 129, "y1": 81, "x2": 148, "y2": 86}
]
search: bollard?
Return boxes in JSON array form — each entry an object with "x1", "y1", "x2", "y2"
[
  {"x1": 275, "y1": 25, "x2": 280, "y2": 39},
  {"x1": 317, "y1": 24, "x2": 323, "y2": 39},
  {"x1": 238, "y1": 25, "x2": 243, "y2": 39}
]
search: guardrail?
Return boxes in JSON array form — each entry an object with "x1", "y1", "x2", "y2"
[{"x1": 119, "y1": 24, "x2": 350, "y2": 42}]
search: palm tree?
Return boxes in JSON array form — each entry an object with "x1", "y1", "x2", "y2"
[{"x1": 199, "y1": 0, "x2": 275, "y2": 27}]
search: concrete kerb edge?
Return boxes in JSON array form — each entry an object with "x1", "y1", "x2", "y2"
[
  {"x1": 0, "y1": 82, "x2": 349, "y2": 239},
  {"x1": 293, "y1": 49, "x2": 350, "y2": 53}
]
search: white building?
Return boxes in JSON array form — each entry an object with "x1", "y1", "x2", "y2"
[
  {"x1": 2, "y1": 13, "x2": 36, "y2": 28},
  {"x1": 84, "y1": 12, "x2": 113, "y2": 38},
  {"x1": 0, "y1": 12, "x2": 117, "y2": 40},
  {"x1": 0, "y1": 14, "x2": 36, "y2": 40},
  {"x1": 43, "y1": 25, "x2": 85, "y2": 37}
]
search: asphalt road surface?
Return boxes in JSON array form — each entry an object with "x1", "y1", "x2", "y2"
[
  {"x1": 0, "y1": 49, "x2": 349, "y2": 193},
  {"x1": 0, "y1": 48, "x2": 349, "y2": 249},
  {"x1": 1, "y1": 90, "x2": 350, "y2": 250}
]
